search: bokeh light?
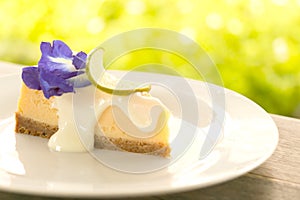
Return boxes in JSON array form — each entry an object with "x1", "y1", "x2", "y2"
[{"x1": 0, "y1": 0, "x2": 299, "y2": 118}]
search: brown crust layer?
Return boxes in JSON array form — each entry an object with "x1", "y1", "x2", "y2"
[
  {"x1": 15, "y1": 112, "x2": 58, "y2": 139},
  {"x1": 94, "y1": 135, "x2": 171, "y2": 157},
  {"x1": 15, "y1": 112, "x2": 171, "y2": 157}
]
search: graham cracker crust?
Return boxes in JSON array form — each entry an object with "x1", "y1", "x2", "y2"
[
  {"x1": 15, "y1": 111, "x2": 171, "y2": 157},
  {"x1": 15, "y1": 112, "x2": 58, "y2": 139},
  {"x1": 94, "y1": 135, "x2": 171, "y2": 157}
]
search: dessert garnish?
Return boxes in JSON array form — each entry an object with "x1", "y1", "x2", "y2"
[
  {"x1": 22, "y1": 40, "x2": 90, "y2": 99},
  {"x1": 86, "y1": 46, "x2": 151, "y2": 95},
  {"x1": 22, "y1": 40, "x2": 150, "y2": 97}
]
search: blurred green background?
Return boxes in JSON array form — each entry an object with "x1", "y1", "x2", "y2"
[{"x1": 0, "y1": 0, "x2": 299, "y2": 118}]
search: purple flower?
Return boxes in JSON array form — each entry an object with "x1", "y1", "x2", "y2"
[
  {"x1": 22, "y1": 40, "x2": 90, "y2": 98},
  {"x1": 22, "y1": 67, "x2": 41, "y2": 90},
  {"x1": 73, "y1": 51, "x2": 87, "y2": 70}
]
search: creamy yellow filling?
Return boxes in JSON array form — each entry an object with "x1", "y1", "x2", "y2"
[
  {"x1": 97, "y1": 105, "x2": 170, "y2": 145},
  {"x1": 17, "y1": 84, "x2": 58, "y2": 126}
]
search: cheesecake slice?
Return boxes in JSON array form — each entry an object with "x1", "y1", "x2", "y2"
[
  {"x1": 95, "y1": 103, "x2": 170, "y2": 157},
  {"x1": 15, "y1": 83, "x2": 58, "y2": 138},
  {"x1": 15, "y1": 83, "x2": 171, "y2": 157}
]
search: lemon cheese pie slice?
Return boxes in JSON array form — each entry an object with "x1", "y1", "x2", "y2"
[
  {"x1": 15, "y1": 83, "x2": 58, "y2": 138},
  {"x1": 94, "y1": 90, "x2": 171, "y2": 157}
]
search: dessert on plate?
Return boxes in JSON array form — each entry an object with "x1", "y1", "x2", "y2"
[{"x1": 15, "y1": 40, "x2": 171, "y2": 157}]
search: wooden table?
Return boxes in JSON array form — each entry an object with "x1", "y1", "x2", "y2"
[{"x1": 0, "y1": 62, "x2": 299, "y2": 199}]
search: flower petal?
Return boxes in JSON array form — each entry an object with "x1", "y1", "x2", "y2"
[
  {"x1": 39, "y1": 40, "x2": 73, "y2": 70},
  {"x1": 52, "y1": 40, "x2": 73, "y2": 59},
  {"x1": 40, "y1": 42, "x2": 52, "y2": 56},
  {"x1": 40, "y1": 41, "x2": 72, "y2": 61},
  {"x1": 22, "y1": 67, "x2": 41, "y2": 90},
  {"x1": 72, "y1": 51, "x2": 87, "y2": 69},
  {"x1": 39, "y1": 62, "x2": 81, "y2": 79},
  {"x1": 39, "y1": 68, "x2": 74, "y2": 99}
]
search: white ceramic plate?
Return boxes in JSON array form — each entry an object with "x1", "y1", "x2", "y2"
[{"x1": 0, "y1": 69, "x2": 278, "y2": 198}]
